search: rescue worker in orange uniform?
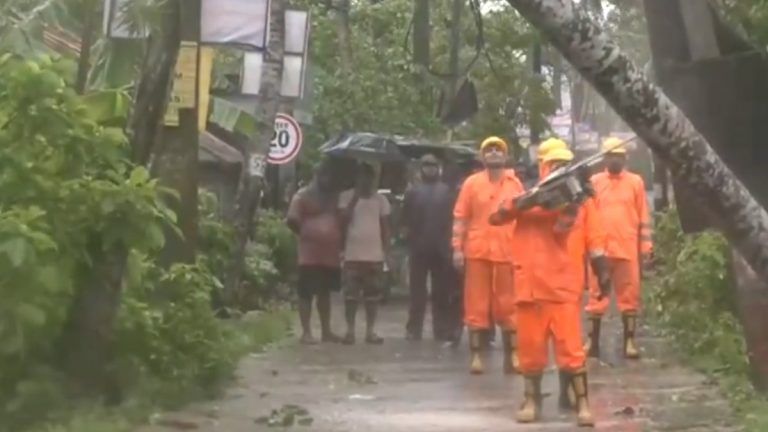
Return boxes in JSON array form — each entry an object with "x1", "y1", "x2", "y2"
[
  {"x1": 537, "y1": 140, "x2": 613, "y2": 413},
  {"x1": 490, "y1": 147, "x2": 596, "y2": 427},
  {"x1": 585, "y1": 138, "x2": 653, "y2": 360},
  {"x1": 452, "y1": 136, "x2": 523, "y2": 375}
]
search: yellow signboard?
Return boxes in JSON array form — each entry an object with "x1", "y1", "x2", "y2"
[{"x1": 164, "y1": 41, "x2": 199, "y2": 126}]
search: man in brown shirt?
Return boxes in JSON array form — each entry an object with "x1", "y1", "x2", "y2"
[{"x1": 287, "y1": 163, "x2": 343, "y2": 344}]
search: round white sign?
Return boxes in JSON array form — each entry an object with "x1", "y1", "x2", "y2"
[{"x1": 268, "y1": 113, "x2": 303, "y2": 165}]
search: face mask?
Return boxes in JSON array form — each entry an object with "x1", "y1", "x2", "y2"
[{"x1": 607, "y1": 160, "x2": 624, "y2": 174}]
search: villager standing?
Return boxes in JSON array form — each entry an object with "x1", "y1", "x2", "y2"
[
  {"x1": 585, "y1": 137, "x2": 653, "y2": 360},
  {"x1": 403, "y1": 154, "x2": 456, "y2": 342},
  {"x1": 338, "y1": 163, "x2": 392, "y2": 345},
  {"x1": 286, "y1": 162, "x2": 343, "y2": 345},
  {"x1": 452, "y1": 137, "x2": 522, "y2": 375}
]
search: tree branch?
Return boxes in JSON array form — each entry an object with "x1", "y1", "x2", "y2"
[{"x1": 505, "y1": 0, "x2": 768, "y2": 282}]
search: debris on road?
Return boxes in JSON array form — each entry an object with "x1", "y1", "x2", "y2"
[{"x1": 255, "y1": 404, "x2": 313, "y2": 428}]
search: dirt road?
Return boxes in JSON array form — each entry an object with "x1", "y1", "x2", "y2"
[{"x1": 138, "y1": 300, "x2": 739, "y2": 431}]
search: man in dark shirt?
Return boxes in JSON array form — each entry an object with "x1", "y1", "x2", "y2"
[{"x1": 403, "y1": 154, "x2": 456, "y2": 341}]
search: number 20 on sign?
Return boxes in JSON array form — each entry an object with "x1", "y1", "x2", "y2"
[{"x1": 268, "y1": 113, "x2": 303, "y2": 165}]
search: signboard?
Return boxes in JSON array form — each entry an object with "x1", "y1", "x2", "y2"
[
  {"x1": 200, "y1": 0, "x2": 270, "y2": 49},
  {"x1": 268, "y1": 113, "x2": 302, "y2": 164},
  {"x1": 164, "y1": 42, "x2": 199, "y2": 126},
  {"x1": 249, "y1": 154, "x2": 266, "y2": 178}
]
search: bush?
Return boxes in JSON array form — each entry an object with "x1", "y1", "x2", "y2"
[
  {"x1": 254, "y1": 209, "x2": 297, "y2": 280},
  {"x1": 0, "y1": 56, "x2": 293, "y2": 432},
  {"x1": 197, "y1": 191, "x2": 285, "y2": 310},
  {"x1": 646, "y1": 208, "x2": 768, "y2": 430}
]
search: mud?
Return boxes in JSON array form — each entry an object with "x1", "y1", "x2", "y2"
[{"x1": 137, "y1": 300, "x2": 739, "y2": 431}]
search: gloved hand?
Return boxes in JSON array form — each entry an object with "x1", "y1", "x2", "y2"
[
  {"x1": 641, "y1": 251, "x2": 655, "y2": 274},
  {"x1": 590, "y1": 255, "x2": 612, "y2": 300},
  {"x1": 582, "y1": 180, "x2": 595, "y2": 198},
  {"x1": 452, "y1": 250, "x2": 465, "y2": 271},
  {"x1": 513, "y1": 190, "x2": 538, "y2": 212}
]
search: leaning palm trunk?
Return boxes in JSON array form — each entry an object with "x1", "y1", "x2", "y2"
[{"x1": 505, "y1": 0, "x2": 768, "y2": 283}]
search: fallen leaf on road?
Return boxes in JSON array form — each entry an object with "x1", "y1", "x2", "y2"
[
  {"x1": 255, "y1": 404, "x2": 313, "y2": 428},
  {"x1": 614, "y1": 406, "x2": 636, "y2": 416},
  {"x1": 155, "y1": 418, "x2": 200, "y2": 430},
  {"x1": 348, "y1": 369, "x2": 377, "y2": 385},
  {"x1": 298, "y1": 417, "x2": 314, "y2": 426}
]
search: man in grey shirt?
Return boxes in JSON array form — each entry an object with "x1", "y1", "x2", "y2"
[{"x1": 402, "y1": 154, "x2": 458, "y2": 342}]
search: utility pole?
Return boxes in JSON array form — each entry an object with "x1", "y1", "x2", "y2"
[
  {"x1": 151, "y1": 0, "x2": 202, "y2": 265},
  {"x1": 225, "y1": 0, "x2": 286, "y2": 303}
]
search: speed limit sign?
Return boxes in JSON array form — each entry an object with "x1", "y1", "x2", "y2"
[{"x1": 268, "y1": 113, "x2": 303, "y2": 165}]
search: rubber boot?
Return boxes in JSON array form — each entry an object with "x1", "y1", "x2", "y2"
[
  {"x1": 516, "y1": 374, "x2": 542, "y2": 423},
  {"x1": 583, "y1": 315, "x2": 601, "y2": 358},
  {"x1": 623, "y1": 313, "x2": 640, "y2": 359},
  {"x1": 469, "y1": 330, "x2": 484, "y2": 375},
  {"x1": 501, "y1": 330, "x2": 520, "y2": 375},
  {"x1": 558, "y1": 370, "x2": 577, "y2": 411},
  {"x1": 571, "y1": 369, "x2": 595, "y2": 427}
]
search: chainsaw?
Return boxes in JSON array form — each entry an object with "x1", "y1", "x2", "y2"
[{"x1": 517, "y1": 136, "x2": 638, "y2": 211}]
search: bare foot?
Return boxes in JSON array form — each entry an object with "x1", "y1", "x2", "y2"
[
  {"x1": 342, "y1": 333, "x2": 356, "y2": 345},
  {"x1": 322, "y1": 332, "x2": 343, "y2": 343},
  {"x1": 365, "y1": 333, "x2": 384, "y2": 345},
  {"x1": 300, "y1": 334, "x2": 318, "y2": 345}
]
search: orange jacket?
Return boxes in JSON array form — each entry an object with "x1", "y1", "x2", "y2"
[
  {"x1": 567, "y1": 197, "x2": 606, "y2": 288},
  {"x1": 452, "y1": 170, "x2": 523, "y2": 263},
  {"x1": 496, "y1": 199, "x2": 583, "y2": 304},
  {"x1": 591, "y1": 170, "x2": 652, "y2": 261}
]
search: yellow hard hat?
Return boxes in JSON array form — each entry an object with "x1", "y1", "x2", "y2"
[
  {"x1": 602, "y1": 137, "x2": 627, "y2": 154},
  {"x1": 480, "y1": 136, "x2": 508, "y2": 153},
  {"x1": 541, "y1": 148, "x2": 574, "y2": 163},
  {"x1": 537, "y1": 138, "x2": 568, "y2": 160}
]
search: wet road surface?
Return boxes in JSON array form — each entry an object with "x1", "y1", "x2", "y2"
[{"x1": 138, "y1": 300, "x2": 740, "y2": 431}]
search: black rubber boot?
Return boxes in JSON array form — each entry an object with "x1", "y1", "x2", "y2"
[
  {"x1": 558, "y1": 370, "x2": 576, "y2": 411},
  {"x1": 584, "y1": 315, "x2": 602, "y2": 358}
]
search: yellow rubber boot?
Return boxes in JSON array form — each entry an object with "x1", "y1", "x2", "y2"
[
  {"x1": 469, "y1": 330, "x2": 484, "y2": 375},
  {"x1": 623, "y1": 313, "x2": 640, "y2": 359},
  {"x1": 572, "y1": 369, "x2": 595, "y2": 427},
  {"x1": 516, "y1": 374, "x2": 542, "y2": 423}
]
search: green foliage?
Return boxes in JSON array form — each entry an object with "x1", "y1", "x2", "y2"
[
  {"x1": 0, "y1": 55, "x2": 292, "y2": 432},
  {"x1": 286, "y1": 0, "x2": 553, "y2": 155},
  {"x1": 0, "y1": 54, "x2": 172, "y2": 397},
  {"x1": 197, "y1": 191, "x2": 287, "y2": 310},
  {"x1": 254, "y1": 210, "x2": 297, "y2": 280},
  {"x1": 722, "y1": 0, "x2": 768, "y2": 47},
  {"x1": 117, "y1": 256, "x2": 233, "y2": 388},
  {"x1": 646, "y1": 209, "x2": 768, "y2": 431}
]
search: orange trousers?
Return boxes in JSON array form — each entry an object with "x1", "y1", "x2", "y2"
[
  {"x1": 463, "y1": 259, "x2": 515, "y2": 330},
  {"x1": 585, "y1": 257, "x2": 640, "y2": 316},
  {"x1": 517, "y1": 301, "x2": 585, "y2": 373}
]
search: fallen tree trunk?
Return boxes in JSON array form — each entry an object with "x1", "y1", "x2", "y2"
[{"x1": 505, "y1": 0, "x2": 768, "y2": 283}]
